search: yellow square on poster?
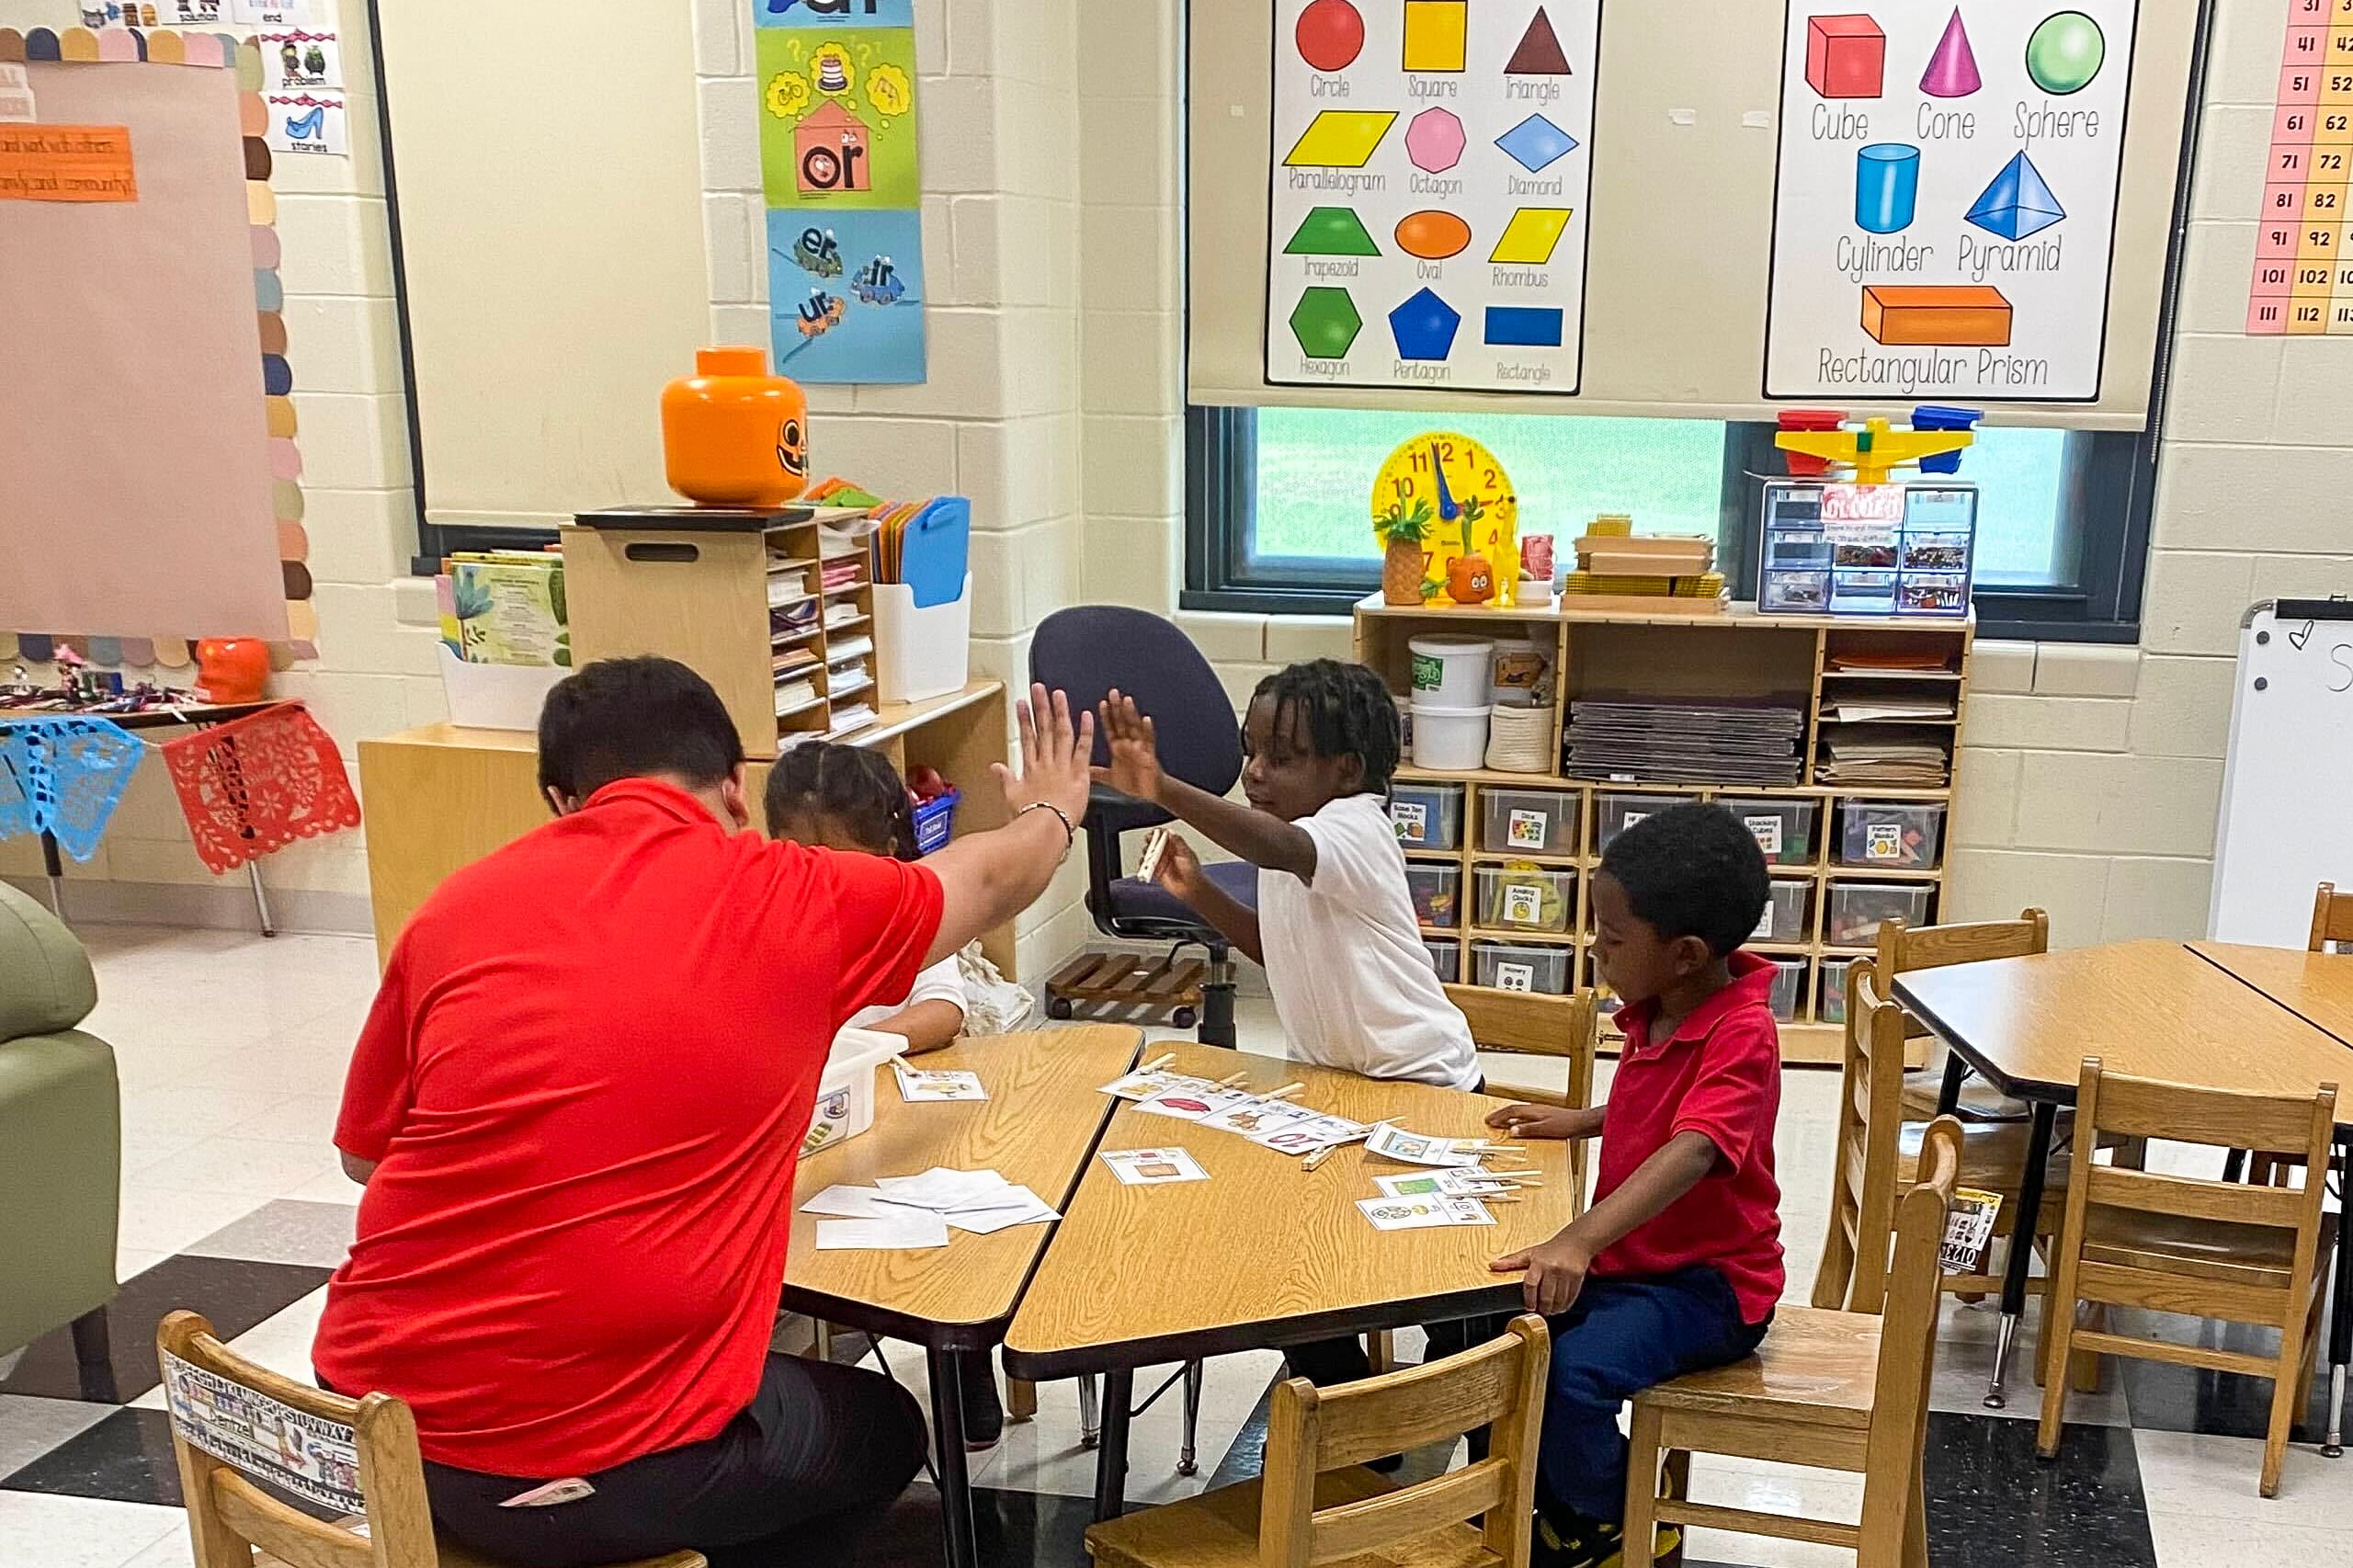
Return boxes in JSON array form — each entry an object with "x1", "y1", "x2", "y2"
[{"x1": 1402, "y1": 0, "x2": 1467, "y2": 73}]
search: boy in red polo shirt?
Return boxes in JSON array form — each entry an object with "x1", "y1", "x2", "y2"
[{"x1": 1487, "y1": 801, "x2": 1782, "y2": 1568}]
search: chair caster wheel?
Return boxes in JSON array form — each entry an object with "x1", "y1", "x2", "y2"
[
  {"x1": 1171, "y1": 1006, "x2": 1198, "y2": 1029},
  {"x1": 1080, "y1": 1432, "x2": 1099, "y2": 1449},
  {"x1": 1047, "y1": 995, "x2": 1074, "y2": 1020}
]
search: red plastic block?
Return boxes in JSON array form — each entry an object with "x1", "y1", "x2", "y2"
[{"x1": 1806, "y1": 15, "x2": 1885, "y2": 99}]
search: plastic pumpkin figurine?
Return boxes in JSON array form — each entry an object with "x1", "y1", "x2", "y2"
[
  {"x1": 660, "y1": 346, "x2": 810, "y2": 507},
  {"x1": 194, "y1": 638, "x2": 270, "y2": 703}
]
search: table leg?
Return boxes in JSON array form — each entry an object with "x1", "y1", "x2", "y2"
[
  {"x1": 40, "y1": 830, "x2": 66, "y2": 920},
  {"x1": 1177, "y1": 1359, "x2": 1205, "y2": 1477},
  {"x1": 1092, "y1": 1368, "x2": 1134, "y2": 1522},
  {"x1": 926, "y1": 1346, "x2": 979, "y2": 1568},
  {"x1": 246, "y1": 860, "x2": 277, "y2": 937},
  {"x1": 1986, "y1": 1099, "x2": 2057, "y2": 1410},
  {"x1": 1078, "y1": 1372, "x2": 1100, "y2": 1449},
  {"x1": 2327, "y1": 1134, "x2": 2352, "y2": 1458},
  {"x1": 1936, "y1": 1050, "x2": 1968, "y2": 1116}
]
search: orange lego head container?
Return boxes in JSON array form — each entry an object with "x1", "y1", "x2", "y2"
[{"x1": 660, "y1": 346, "x2": 810, "y2": 507}]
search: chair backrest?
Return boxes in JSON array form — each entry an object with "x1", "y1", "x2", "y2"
[
  {"x1": 157, "y1": 1310, "x2": 438, "y2": 1568},
  {"x1": 1872, "y1": 907, "x2": 2049, "y2": 976},
  {"x1": 2064, "y1": 1060, "x2": 2336, "y2": 1295},
  {"x1": 1256, "y1": 1315, "x2": 1548, "y2": 1568},
  {"x1": 1030, "y1": 607, "x2": 1244, "y2": 833},
  {"x1": 1862, "y1": 1117, "x2": 1961, "y2": 1528},
  {"x1": 1457, "y1": 988, "x2": 1599, "y2": 1208},
  {"x1": 2312, "y1": 883, "x2": 2353, "y2": 953},
  {"x1": 0, "y1": 880, "x2": 98, "y2": 1043},
  {"x1": 1823, "y1": 959, "x2": 1910, "y2": 1313}
]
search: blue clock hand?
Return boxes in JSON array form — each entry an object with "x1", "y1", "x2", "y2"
[{"x1": 1430, "y1": 445, "x2": 1459, "y2": 522}]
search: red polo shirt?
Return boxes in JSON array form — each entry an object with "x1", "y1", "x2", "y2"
[
  {"x1": 1590, "y1": 951, "x2": 1784, "y2": 1323},
  {"x1": 313, "y1": 778, "x2": 942, "y2": 1477}
]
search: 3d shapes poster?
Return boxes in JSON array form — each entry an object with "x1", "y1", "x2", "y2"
[
  {"x1": 1266, "y1": 0, "x2": 1601, "y2": 393},
  {"x1": 756, "y1": 0, "x2": 926, "y2": 383},
  {"x1": 1765, "y1": 3, "x2": 2137, "y2": 401}
]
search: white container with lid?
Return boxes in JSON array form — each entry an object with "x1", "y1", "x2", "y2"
[
  {"x1": 1408, "y1": 635, "x2": 1496, "y2": 709},
  {"x1": 1410, "y1": 702, "x2": 1492, "y2": 770},
  {"x1": 801, "y1": 1026, "x2": 904, "y2": 1158}
]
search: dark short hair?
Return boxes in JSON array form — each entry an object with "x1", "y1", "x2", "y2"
[
  {"x1": 764, "y1": 742, "x2": 918, "y2": 860},
  {"x1": 537, "y1": 656, "x2": 745, "y2": 801},
  {"x1": 1249, "y1": 659, "x2": 1402, "y2": 794},
  {"x1": 1599, "y1": 801, "x2": 1772, "y2": 958}
]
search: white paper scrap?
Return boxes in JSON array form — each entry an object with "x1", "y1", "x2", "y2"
[{"x1": 815, "y1": 1212, "x2": 950, "y2": 1250}]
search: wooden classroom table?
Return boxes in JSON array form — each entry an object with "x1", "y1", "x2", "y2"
[
  {"x1": 999, "y1": 1041, "x2": 1581, "y2": 1520},
  {"x1": 783, "y1": 1024, "x2": 1140, "y2": 1568},
  {"x1": 1893, "y1": 940, "x2": 2353, "y2": 1443}
]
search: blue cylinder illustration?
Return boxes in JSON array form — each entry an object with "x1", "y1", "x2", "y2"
[{"x1": 1855, "y1": 143, "x2": 1920, "y2": 234}]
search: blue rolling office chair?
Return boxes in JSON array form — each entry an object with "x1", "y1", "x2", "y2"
[{"x1": 1030, "y1": 606, "x2": 1257, "y2": 1049}]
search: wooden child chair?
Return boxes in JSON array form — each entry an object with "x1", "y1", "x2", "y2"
[
  {"x1": 2312, "y1": 881, "x2": 2353, "y2": 951},
  {"x1": 1623, "y1": 1118, "x2": 1962, "y2": 1568},
  {"x1": 157, "y1": 1312, "x2": 703, "y2": 1568},
  {"x1": 1881, "y1": 908, "x2": 2048, "y2": 1122},
  {"x1": 2037, "y1": 1061, "x2": 2338, "y2": 1496},
  {"x1": 1085, "y1": 1315, "x2": 1551, "y2": 1568}
]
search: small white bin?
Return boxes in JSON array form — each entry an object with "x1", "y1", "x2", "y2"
[
  {"x1": 874, "y1": 575, "x2": 972, "y2": 704},
  {"x1": 1412, "y1": 703, "x2": 1492, "y2": 770},
  {"x1": 1409, "y1": 635, "x2": 1496, "y2": 708},
  {"x1": 801, "y1": 1028, "x2": 903, "y2": 1158},
  {"x1": 437, "y1": 644, "x2": 567, "y2": 732}
]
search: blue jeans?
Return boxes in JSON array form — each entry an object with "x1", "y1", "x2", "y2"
[{"x1": 1540, "y1": 1267, "x2": 1768, "y2": 1524}]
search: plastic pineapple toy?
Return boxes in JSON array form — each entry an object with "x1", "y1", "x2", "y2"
[{"x1": 1377, "y1": 495, "x2": 1438, "y2": 607}]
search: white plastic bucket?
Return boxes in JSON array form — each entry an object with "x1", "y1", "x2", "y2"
[
  {"x1": 1411, "y1": 702, "x2": 1492, "y2": 771},
  {"x1": 801, "y1": 1026, "x2": 904, "y2": 1158},
  {"x1": 1408, "y1": 635, "x2": 1495, "y2": 709}
]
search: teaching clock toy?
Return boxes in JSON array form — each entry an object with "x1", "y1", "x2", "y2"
[{"x1": 1371, "y1": 432, "x2": 1518, "y2": 608}]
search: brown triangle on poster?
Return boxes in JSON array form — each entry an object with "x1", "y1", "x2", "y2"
[{"x1": 1506, "y1": 6, "x2": 1571, "y2": 74}]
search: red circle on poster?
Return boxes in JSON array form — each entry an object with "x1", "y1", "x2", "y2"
[{"x1": 1295, "y1": 0, "x2": 1364, "y2": 72}]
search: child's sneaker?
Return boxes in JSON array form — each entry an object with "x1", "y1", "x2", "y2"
[{"x1": 1530, "y1": 1508, "x2": 1622, "y2": 1568}]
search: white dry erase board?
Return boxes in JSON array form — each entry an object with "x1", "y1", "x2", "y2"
[{"x1": 2209, "y1": 599, "x2": 2353, "y2": 948}]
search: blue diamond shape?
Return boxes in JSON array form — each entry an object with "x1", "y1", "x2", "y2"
[
  {"x1": 1495, "y1": 114, "x2": 1577, "y2": 174},
  {"x1": 1964, "y1": 150, "x2": 2065, "y2": 242},
  {"x1": 1389, "y1": 288, "x2": 1461, "y2": 360}
]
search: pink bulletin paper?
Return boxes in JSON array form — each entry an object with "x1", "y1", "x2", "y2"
[{"x1": 0, "y1": 58, "x2": 288, "y2": 639}]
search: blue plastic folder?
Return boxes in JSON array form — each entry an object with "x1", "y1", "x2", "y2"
[{"x1": 900, "y1": 497, "x2": 970, "y2": 609}]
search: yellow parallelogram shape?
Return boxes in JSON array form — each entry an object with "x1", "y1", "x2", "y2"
[
  {"x1": 1489, "y1": 208, "x2": 1572, "y2": 266},
  {"x1": 1283, "y1": 110, "x2": 1399, "y2": 168}
]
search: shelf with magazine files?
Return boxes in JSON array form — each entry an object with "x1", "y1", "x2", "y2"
[{"x1": 1356, "y1": 596, "x2": 1974, "y2": 1066}]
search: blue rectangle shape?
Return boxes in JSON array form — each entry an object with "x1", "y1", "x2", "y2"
[
  {"x1": 1483, "y1": 307, "x2": 1563, "y2": 348},
  {"x1": 757, "y1": 0, "x2": 915, "y2": 28}
]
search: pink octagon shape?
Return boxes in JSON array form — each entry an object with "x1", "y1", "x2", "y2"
[{"x1": 1405, "y1": 108, "x2": 1465, "y2": 175}]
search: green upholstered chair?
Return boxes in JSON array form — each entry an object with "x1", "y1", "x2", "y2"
[{"x1": 0, "y1": 881, "x2": 120, "y2": 1400}]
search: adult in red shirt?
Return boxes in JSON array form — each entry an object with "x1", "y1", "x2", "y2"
[
  {"x1": 313, "y1": 658, "x2": 1096, "y2": 1568},
  {"x1": 1483, "y1": 802, "x2": 1783, "y2": 1568}
]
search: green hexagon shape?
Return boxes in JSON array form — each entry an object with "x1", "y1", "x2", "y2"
[{"x1": 1289, "y1": 286, "x2": 1363, "y2": 359}]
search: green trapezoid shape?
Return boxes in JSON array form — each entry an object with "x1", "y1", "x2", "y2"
[{"x1": 1284, "y1": 206, "x2": 1382, "y2": 256}]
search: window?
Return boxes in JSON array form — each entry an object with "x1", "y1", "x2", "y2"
[{"x1": 1186, "y1": 406, "x2": 2154, "y2": 641}]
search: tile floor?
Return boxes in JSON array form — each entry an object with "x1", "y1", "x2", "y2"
[{"x1": 5, "y1": 926, "x2": 2351, "y2": 1567}]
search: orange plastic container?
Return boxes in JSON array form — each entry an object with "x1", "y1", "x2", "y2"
[{"x1": 660, "y1": 346, "x2": 810, "y2": 507}]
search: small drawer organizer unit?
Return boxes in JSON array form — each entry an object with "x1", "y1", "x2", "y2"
[{"x1": 1364, "y1": 596, "x2": 1972, "y2": 1064}]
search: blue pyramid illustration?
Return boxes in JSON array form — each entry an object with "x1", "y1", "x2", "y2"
[
  {"x1": 1389, "y1": 288, "x2": 1461, "y2": 360},
  {"x1": 1965, "y1": 151, "x2": 2065, "y2": 241},
  {"x1": 1495, "y1": 114, "x2": 1578, "y2": 174}
]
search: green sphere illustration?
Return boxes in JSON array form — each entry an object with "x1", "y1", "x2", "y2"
[{"x1": 2026, "y1": 11, "x2": 2106, "y2": 96}]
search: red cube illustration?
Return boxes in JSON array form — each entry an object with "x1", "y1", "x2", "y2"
[{"x1": 1806, "y1": 15, "x2": 1885, "y2": 99}]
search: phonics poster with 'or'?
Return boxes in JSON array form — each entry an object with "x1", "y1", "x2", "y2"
[
  {"x1": 1765, "y1": 3, "x2": 2138, "y2": 401},
  {"x1": 1265, "y1": 0, "x2": 1600, "y2": 394}
]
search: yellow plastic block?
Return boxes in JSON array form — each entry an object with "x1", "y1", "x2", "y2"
[
  {"x1": 1283, "y1": 110, "x2": 1399, "y2": 168},
  {"x1": 1402, "y1": 0, "x2": 1468, "y2": 72},
  {"x1": 1489, "y1": 208, "x2": 1572, "y2": 266}
]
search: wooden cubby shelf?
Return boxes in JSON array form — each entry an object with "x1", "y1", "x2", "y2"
[{"x1": 1358, "y1": 595, "x2": 1973, "y2": 1067}]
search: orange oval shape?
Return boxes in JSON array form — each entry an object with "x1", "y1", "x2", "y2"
[{"x1": 1394, "y1": 210, "x2": 1471, "y2": 261}]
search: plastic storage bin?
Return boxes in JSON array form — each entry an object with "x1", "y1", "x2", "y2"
[
  {"x1": 1422, "y1": 937, "x2": 1461, "y2": 981},
  {"x1": 801, "y1": 1028, "x2": 902, "y2": 1157},
  {"x1": 1390, "y1": 781, "x2": 1465, "y2": 849},
  {"x1": 1473, "y1": 940, "x2": 1572, "y2": 994},
  {"x1": 1411, "y1": 703, "x2": 1491, "y2": 770},
  {"x1": 874, "y1": 574, "x2": 972, "y2": 703},
  {"x1": 1481, "y1": 788, "x2": 1578, "y2": 855},
  {"x1": 1820, "y1": 958, "x2": 1854, "y2": 1025},
  {"x1": 1475, "y1": 865, "x2": 1574, "y2": 934},
  {"x1": 1752, "y1": 880, "x2": 1812, "y2": 944},
  {"x1": 1839, "y1": 801, "x2": 1947, "y2": 869},
  {"x1": 1717, "y1": 796, "x2": 1820, "y2": 868},
  {"x1": 1597, "y1": 793, "x2": 1675, "y2": 850},
  {"x1": 1409, "y1": 634, "x2": 1496, "y2": 707},
  {"x1": 910, "y1": 788, "x2": 959, "y2": 854},
  {"x1": 1407, "y1": 863, "x2": 1462, "y2": 928},
  {"x1": 1826, "y1": 882, "x2": 1935, "y2": 947},
  {"x1": 1768, "y1": 959, "x2": 1806, "y2": 1022}
]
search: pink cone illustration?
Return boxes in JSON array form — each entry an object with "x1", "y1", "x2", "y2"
[{"x1": 1921, "y1": 8, "x2": 1982, "y2": 97}]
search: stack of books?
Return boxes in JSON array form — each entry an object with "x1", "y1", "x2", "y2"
[
  {"x1": 1816, "y1": 733, "x2": 1951, "y2": 788},
  {"x1": 1560, "y1": 517, "x2": 1726, "y2": 613},
  {"x1": 438, "y1": 550, "x2": 568, "y2": 669},
  {"x1": 1563, "y1": 698, "x2": 1806, "y2": 786}
]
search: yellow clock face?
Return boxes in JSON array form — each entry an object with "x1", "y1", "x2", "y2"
[{"x1": 1371, "y1": 433, "x2": 1518, "y2": 607}]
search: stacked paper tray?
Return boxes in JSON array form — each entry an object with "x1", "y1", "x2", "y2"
[{"x1": 1563, "y1": 698, "x2": 1807, "y2": 787}]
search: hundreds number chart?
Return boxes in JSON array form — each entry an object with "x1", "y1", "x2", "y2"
[{"x1": 2249, "y1": 0, "x2": 2353, "y2": 335}]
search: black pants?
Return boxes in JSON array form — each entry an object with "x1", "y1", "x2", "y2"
[{"x1": 413, "y1": 1353, "x2": 927, "y2": 1568}]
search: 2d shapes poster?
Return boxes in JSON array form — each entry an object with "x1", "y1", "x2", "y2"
[
  {"x1": 1764, "y1": 2, "x2": 2138, "y2": 401},
  {"x1": 1266, "y1": 0, "x2": 1601, "y2": 394},
  {"x1": 754, "y1": 0, "x2": 926, "y2": 383}
]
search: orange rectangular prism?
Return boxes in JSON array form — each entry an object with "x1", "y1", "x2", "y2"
[{"x1": 1860, "y1": 284, "x2": 2013, "y2": 347}]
